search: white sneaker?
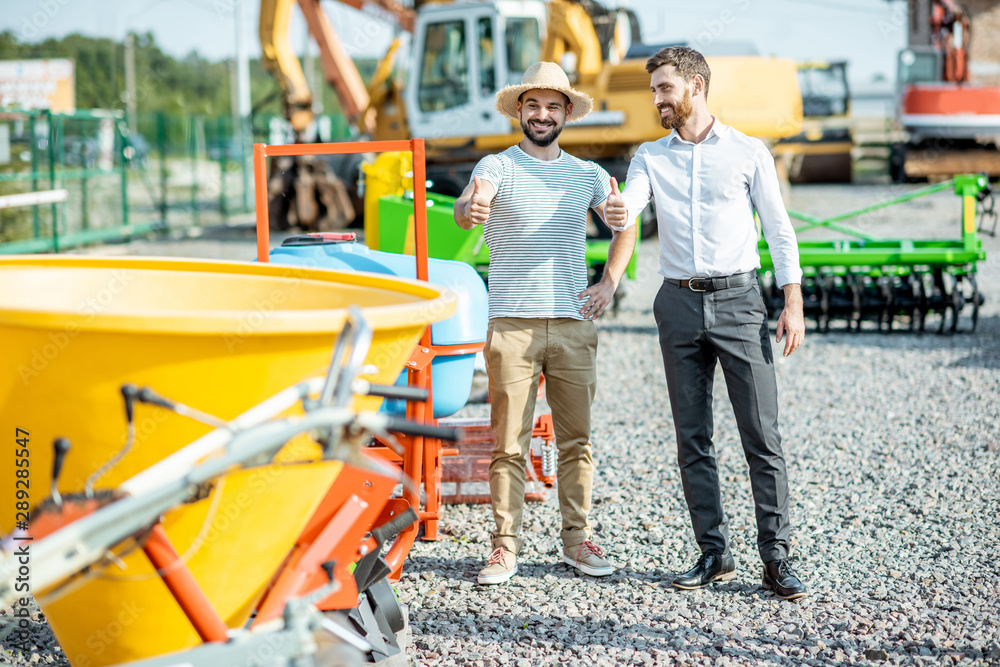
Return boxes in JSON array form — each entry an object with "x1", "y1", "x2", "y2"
[
  {"x1": 477, "y1": 547, "x2": 517, "y2": 585},
  {"x1": 563, "y1": 540, "x2": 614, "y2": 577}
]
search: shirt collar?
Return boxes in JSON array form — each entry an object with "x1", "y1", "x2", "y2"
[{"x1": 664, "y1": 116, "x2": 727, "y2": 145}]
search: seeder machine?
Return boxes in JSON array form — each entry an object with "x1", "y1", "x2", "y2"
[{"x1": 758, "y1": 174, "x2": 989, "y2": 333}]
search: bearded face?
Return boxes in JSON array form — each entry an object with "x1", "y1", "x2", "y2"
[
  {"x1": 517, "y1": 90, "x2": 570, "y2": 147},
  {"x1": 658, "y1": 83, "x2": 694, "y2": 131},
  {"x1": 520, "y1": 116, "x2": 564, "y2": 146}
]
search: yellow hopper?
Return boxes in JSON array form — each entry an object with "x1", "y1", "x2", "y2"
[{"x1": 0, "y1": 255, "x2": 455, "y2": 666}]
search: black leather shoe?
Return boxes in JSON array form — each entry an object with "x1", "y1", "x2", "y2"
[
  {"x1": 762, "y1": 559, "x2": 808, "y2": 600},
  {"x1": 671, "y1": 551, "x2": 736, "y2": 590}
]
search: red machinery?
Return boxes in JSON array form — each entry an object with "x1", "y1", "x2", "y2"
[{"x1": 893, "y1": 0, "x2": 1000, "y2": 180}]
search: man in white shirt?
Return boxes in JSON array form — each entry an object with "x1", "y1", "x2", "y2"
[
  {"x1": 453, "y1": 62, "x2": 637, "y2": 585},
  {"x1": 605, "y1": 46, "x2": 807, "y2": 600}
]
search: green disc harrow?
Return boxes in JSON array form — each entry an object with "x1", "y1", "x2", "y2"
[{"x1": 758, "y1": 174, "x2": 990, "y2": 333}]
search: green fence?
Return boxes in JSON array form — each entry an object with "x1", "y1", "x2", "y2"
[{"x1": 0, "y1": 109, "x2": 353, "y2": 254}]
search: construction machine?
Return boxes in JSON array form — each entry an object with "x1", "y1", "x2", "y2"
[
  {"x1": 773, "y1": 61, "x2": 853, "y2": 183},
  {"x1": 891, "y1": 0, "x2": 1000, "y2": 181},
  {"x1": 258, "y1": 0, "x2": 803, "y2": 236}
]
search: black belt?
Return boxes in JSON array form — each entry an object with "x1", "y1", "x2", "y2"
[{"x1": 664, "y1": 271, "x2": 754, "y2": 292}]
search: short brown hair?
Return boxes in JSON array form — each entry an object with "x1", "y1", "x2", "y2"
[{"x1": 645, "y1": 46, "x2": 711, "y2": 98}]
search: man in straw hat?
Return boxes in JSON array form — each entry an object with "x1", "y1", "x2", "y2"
[
  {"x1": 453, "y1": 61, "x2": 636, "y2": 585},
  {"x1": 604, "y1": 46, "x2": 808, "y2": 600}
]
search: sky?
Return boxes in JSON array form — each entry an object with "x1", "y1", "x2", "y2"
[{"x1": 3, "y1": 0, "x2": 908, "y2": 86}]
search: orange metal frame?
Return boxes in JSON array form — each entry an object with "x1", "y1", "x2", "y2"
[{"x1": 254, "y1": 138, "x2": 475, "y2": 546}]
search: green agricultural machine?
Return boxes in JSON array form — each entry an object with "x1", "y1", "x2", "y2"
[
  {"x1": 375, "y1": 192, "x2": 638, "y2": 287},
  {"x1": 758, "y1": 174, "x2": 990, "y2": 333}
]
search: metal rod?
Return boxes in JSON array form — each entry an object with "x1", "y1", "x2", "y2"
[
  {"x1": 30, "y1": 114, "x2": 39, "y2": 239},
  {"x1": 412, "y1": 138, "x2": 429, "y2": 283},
  {"x1": 81, "y1": 168, "x2": 89, "y2": 231},
  {"x1": 0, "y1": 222, "x2": 164, "y2": 255},
  {"x1": 0, "y1": 190, "x2": 68, "y2": 209},
  {"x1": 788, "y1": 179, "x2": 957, "y2": 241},
  {"x1": 49, "y1": 112, "x2": 59, "y2": 253},
  {"x1": 218, "y1": 116, "x2": 227, "y2": 219},
  {"x1": 141, "y1": 524, "x2": 230, "y2": 644},
  {"x1": 253, "y1": 143, "x2": 270, "y2": 262},
  {"x1": 159, "y1": 112, "x2": 168, "y2": 225},
  {"x1": 120, "y1": 120, "x2": 129, "y2": 228},
  {"x1": 263, "y1": 140, "x2": 413, "y2": 157},
  {"x1": 190, "y1": 117, "x2": 199, "y2": 227}
]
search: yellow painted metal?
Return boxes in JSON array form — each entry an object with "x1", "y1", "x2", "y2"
[
  {"x1": 964, "y1": 195, "x2": 975, "y2": 234},
  {"x1": 692, "y1": 57, "x2": 803, "y2": 139},
  {"x1": 772, "y1": 141, "x2": 853, "y2": 157},
  {"x1": 460, "y1": 56, "x2": 803, "y2": 158},
  {"x1": 0, "y1": 255, "x2": 455, "y2": 666},
  {"x1": 41, "y1": 462, "x2": 344, "y2": 667},
  {"x1": 0, "y1": 255, "x2": 454, "y2": 528},
  {"x1": 542, "y1": 0, "x2": 604, "y2": 83},
  {"x1": 362, "y1": 151, "x2": 414, "y2": 250},
  {"x1": 259, "y1": 0, "x2": 315, "y2": 132}
]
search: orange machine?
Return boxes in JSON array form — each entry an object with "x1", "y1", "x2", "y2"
[{"x1": 893, "y1": 0, "x2": 1000, "y2": 180}]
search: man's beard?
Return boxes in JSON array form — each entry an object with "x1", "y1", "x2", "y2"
[
  {"x1": 659, "y1": 86, "x2": 693, "y2": 130},
  {"x1": 520, "y1": 118, "x2": 564, "y2": 147}
]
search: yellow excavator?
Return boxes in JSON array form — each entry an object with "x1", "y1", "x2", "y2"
[
  {"x1": 259, "y1": 0, "x2": 804, "y2": 236},
  {"x1": 772, "y1": 61, "x2": 853, "y2": 184}
]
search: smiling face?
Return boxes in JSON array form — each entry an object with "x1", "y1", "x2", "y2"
[
  {"x1": 517, "y1": 88, "x2": 572, "y2": 147},
  {"x1": 650, "y1": 65, "x2": 696, "y2": 131}
]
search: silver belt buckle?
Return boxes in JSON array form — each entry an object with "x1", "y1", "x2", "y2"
[{"x1": 688, "y1": 277, "x2": 707, "y2": 292}]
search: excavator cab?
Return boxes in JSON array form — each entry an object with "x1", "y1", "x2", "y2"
[{"x1": 405, "y1": 0, "x2": 547, "y2": 139}]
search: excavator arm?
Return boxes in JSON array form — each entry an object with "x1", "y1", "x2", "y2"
[
  {"x1": 259, "y1": 0, "x2": 378, "y2": 135},
  {"x1": 542, "y1": 0, "x2": 634, "y2": 84}
]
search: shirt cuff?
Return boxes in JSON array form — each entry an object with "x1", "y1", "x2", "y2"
[
  {"x1": 602, "y1": 206, "x2": 634, "y2": 233},
  {"x1": 774, "y1": 266, "x2": 803, "y2": 288}
]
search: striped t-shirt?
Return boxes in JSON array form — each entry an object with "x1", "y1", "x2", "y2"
[{"x1": 471, "y1": 145, "x2": 611, "y2": 320}]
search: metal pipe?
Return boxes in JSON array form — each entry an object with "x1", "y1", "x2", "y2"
[
  {"x1": 254, "y1": 143, "x2": 270, "y2": 262},
  {"x1": 30, "y1": 113, "x2": 39, "y2": 239},
  {"x1": 158, "y1": 112, "x2": 168, "y2": 224},
  {"x1": 141, "y1": 524, "x2": 230, "y2": 643},
  {"x1": 49, "y1": 112, "x2": 59, "y2": 252}
]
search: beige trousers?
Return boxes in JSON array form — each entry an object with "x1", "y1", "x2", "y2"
[{"x1": 484, "y1": 317, "x2": 598, "y2": 554}]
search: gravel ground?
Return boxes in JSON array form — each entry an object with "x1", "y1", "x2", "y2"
[
  {"x1": 400, "y1": 183, "x2": 1000, "y2": 667},
  {"x1": 2, "y1": 183, "x2": 1000, "y2": 666}
]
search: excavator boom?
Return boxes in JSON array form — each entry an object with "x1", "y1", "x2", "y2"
[{"x1": 259, "y1": 0, "x2": 374, "y2": 134}]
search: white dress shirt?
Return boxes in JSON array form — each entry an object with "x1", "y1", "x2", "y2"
[{"x1": 619, "y1": 119, "x2": 802, "y2": 288}]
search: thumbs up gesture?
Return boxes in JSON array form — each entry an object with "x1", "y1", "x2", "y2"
[
  {"x1": 467, "y1": 176, "x2": 492, "y2": 226},
  {"x1": 604, "y1": 177, "x2": 628, "y2": 229}
]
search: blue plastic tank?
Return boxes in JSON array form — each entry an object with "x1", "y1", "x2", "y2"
[{"x1": 268, "y1": 235, "x2": 488, "y2": 418}]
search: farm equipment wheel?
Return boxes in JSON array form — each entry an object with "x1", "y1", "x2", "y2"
[
  {"x1": 932, "y1": 270, "x2": 949, "y2": 335},
  {"x1": 878, "y1": 275, "x2": 894, "y2": 332},
  {"x1": 338, "y1": 576, "x2": 410, "y2": 665},
  {"x1": 906, "y1": 273, "x2": 925, "y2": 332},
  {"x1": 848, "y1": 273, "x2": 862, "y2": 333},
  {"x1": 820, "y1": 275, "x2": 834, "y2": 333},
  {"x1": 950, "y1": 274, "x2": 965, "y2": 334},
  {"x1": 969, "y1": 275, "x2": 981, "y2": 332}
]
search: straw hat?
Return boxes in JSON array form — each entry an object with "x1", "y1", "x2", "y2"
[{"x1": 495, "y1": 62, "x2": 594, "y2": 122}]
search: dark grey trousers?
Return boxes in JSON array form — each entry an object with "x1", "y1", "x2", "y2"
[{"x1": 653, "y1": 277, "x2": 791, "y2": 562}]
